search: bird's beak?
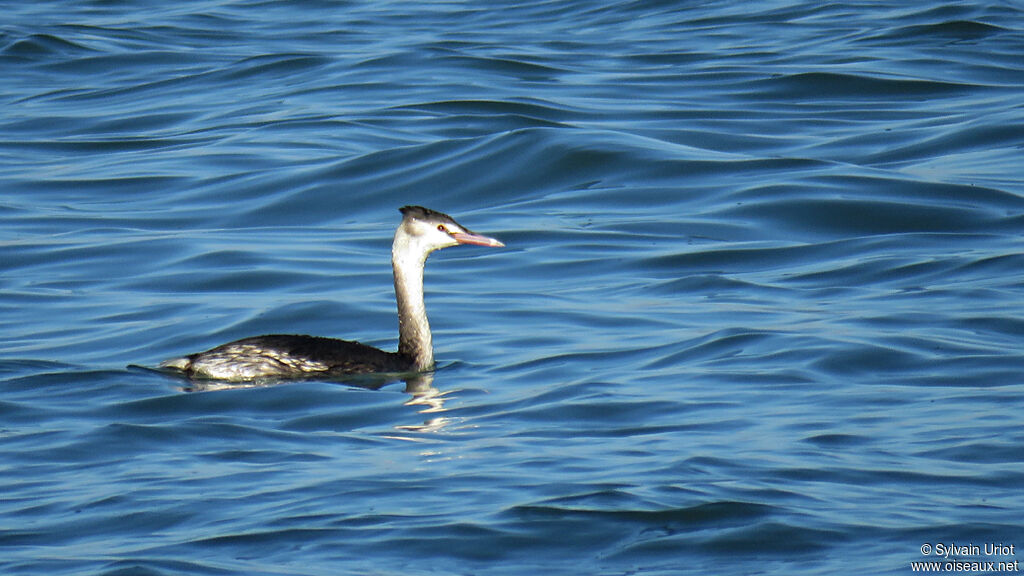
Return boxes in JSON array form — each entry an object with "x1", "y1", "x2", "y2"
[{"x1": 452, "y1": 231, "x2": 504, "y2": 248}]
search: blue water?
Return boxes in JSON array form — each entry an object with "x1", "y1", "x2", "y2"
[{"x1": 2, "y1": 2, "x2": 1023, "y2": 574}]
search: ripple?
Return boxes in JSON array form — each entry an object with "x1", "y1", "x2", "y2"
[
  {"x1": 753, "y1": 71, "x2": 983, "y2": 101},
  {"x1": 1, "y1": 32, "x2": 94, "y2": 59}
]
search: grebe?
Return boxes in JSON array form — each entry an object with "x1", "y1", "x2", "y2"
[{"x1": 160, "y1": 206, "x2": 504, "y2": 381}]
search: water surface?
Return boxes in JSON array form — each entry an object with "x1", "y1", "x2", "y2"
[{"x1": 2, "y1": 2, "x2": 1023, "y2": 575}]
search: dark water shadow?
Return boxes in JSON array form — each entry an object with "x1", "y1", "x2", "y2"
[{"x1": 128, "y1": 364, "x2": 451, "y2": 432}]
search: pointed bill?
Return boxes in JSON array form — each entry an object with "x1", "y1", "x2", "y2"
[{"x1": 452, "y1": 231, "x2": 504, "y2": 247}]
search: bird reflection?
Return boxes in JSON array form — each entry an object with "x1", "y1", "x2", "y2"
[
  {"x1": 395, "y1": 372, "x2": 454, "y2": 433},
  {"x1": 170, "y1": 370, "x2": 453, "y2": 433}
]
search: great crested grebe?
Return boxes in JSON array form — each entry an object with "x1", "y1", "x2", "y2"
[{"x1": 160, "y1": 206, "x2": 503, "y2": 381}]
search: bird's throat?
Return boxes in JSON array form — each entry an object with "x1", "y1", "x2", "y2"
[{"x1": 393, "y1": 247, "x2": 434, "y2": 371}]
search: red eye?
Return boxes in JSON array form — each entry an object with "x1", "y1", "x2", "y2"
[{"x1": 437, "y1": 224, "x2": 448, "y2": 233}]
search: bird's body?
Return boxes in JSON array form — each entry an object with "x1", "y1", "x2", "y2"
[
  {"x1": 160, "y1": 206, "x2": 503, "y2": 382},
  {"x1": 159, "y1": 334, "x2": 412, "y2": 381}
]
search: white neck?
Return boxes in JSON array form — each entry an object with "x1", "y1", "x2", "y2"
[{"x1": 392, "y1": 229, "x2": 434, "y2": 371}]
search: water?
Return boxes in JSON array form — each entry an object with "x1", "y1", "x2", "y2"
[{"x1": 2, "y1": 1, "x2": 1023, "y2": 574}]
